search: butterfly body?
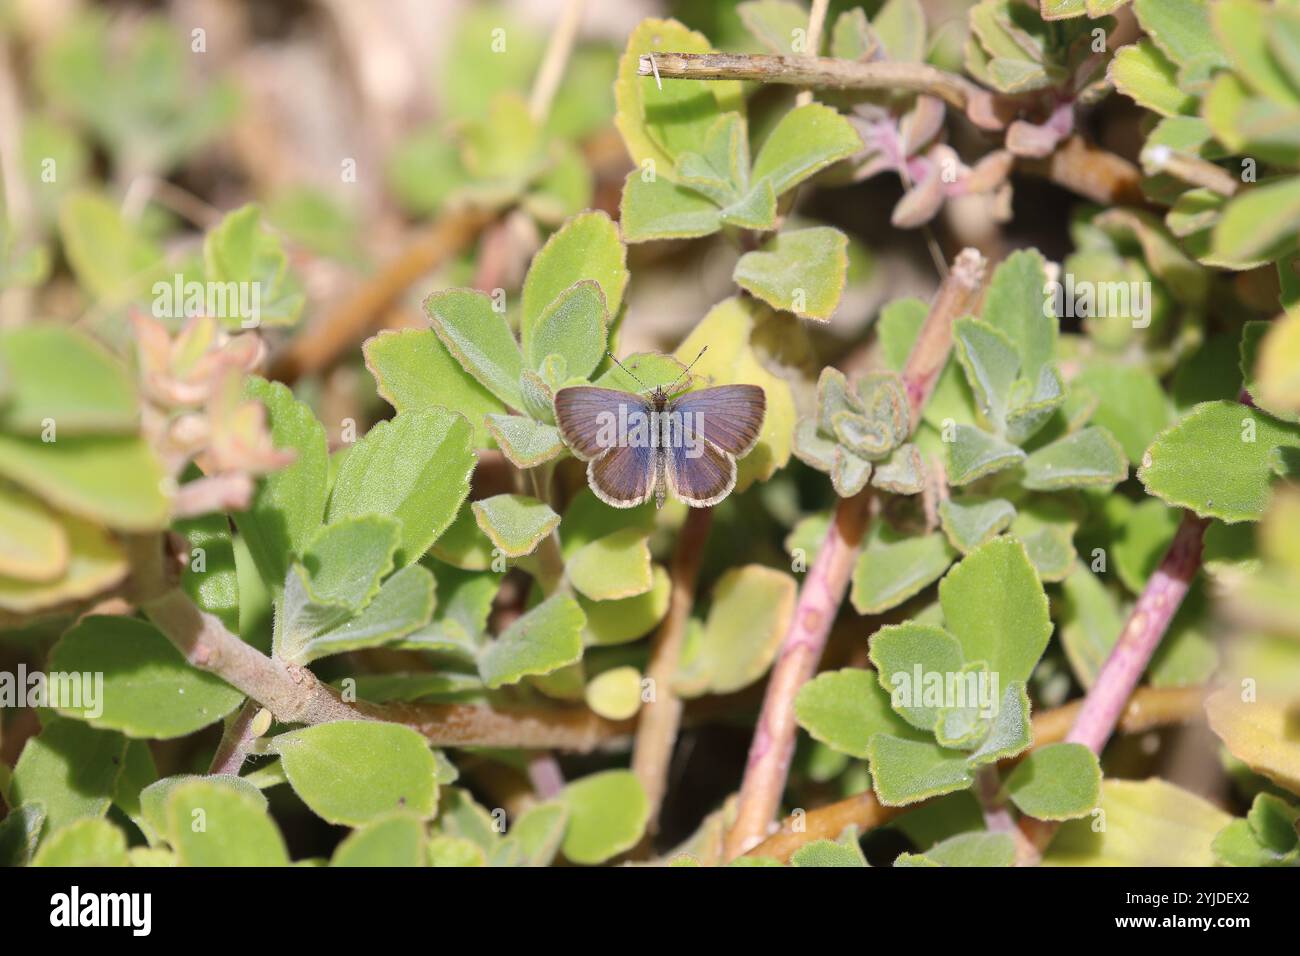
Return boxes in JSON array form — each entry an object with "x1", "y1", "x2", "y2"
[{"x1": 554, "y1": 378, "x2": 766, "y2": 510}]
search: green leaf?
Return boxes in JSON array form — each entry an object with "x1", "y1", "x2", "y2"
[
  {"x1": 954, "y1": 319, "x2": 1021, "y2": 431},
  {"x1": 485, "y1": 414, "x2": 565, "y2": 469},
  {"x1": 869, "y1": 623, "x2": 967, "y2": 732},
  {"x1": 1073, "y1": 362, "x2": 1171, "y2": 462},
  {"x1": 505, "y1": 800, "x2": 569, "y2": 867},
  {"x1": 471, "y1": 494, "x2": 560, "y2": 559},
  {"x1": 527, "y1": 280, "x2": 609, "y2": 380},
  {"x1": 1212, "y1": 178, "x2": 1300, "y2": 268},
  {"x1": 850, "y1": 530, "x2": 955, "y2": 614},
  {"x1": 874, "y1": 0, "x2": 927, "y2": 61},
  {"x1": 0, "y1": 432, "x2": 168, "y2": 532},
  {"x1": 425, "y1": 288, "x2": 523, "y2": 409},
  {"x1": 300, "y1": 515, "x2": 400, "y2": 611},
  {"x1": 0, "y1": 804, "x2": 45, "y2": 867},
  {"x1": 585, "y1": 666, "x2": 643, "y2": 721},
  {"x1": 947, "y1": 424, "x2": 1026, "y2": 484},
  {"x1": 1046, "y1": 778, "x2": 1230, "y2": 865},
  {"x1": 478, "y1": 593, "x2": 585, "y2": 689},
  {"x1": 619, "y1": 172, "x2": 723, "y2": 242},
  {"x1": 980, "y1": 249, "x2": 1056, "y2": 383},
  {"x1": 675, "y1": 565, "x2": 796, "y2": 696},
  {"x1": 790, "y1": 836, "x2": 869, "y2": 867},
  {"x1": 868, "y1": 732, "x2": 974, "y2": 806},
  {"x1": 331, "y1": 813, "x2": 428, "y2": 867},
  {"x1": 48, "y1": 615, "x2": 242, "y2": 738},
  {"x1": 278, "y1": 563, "x2": 435, "y2": 665},
  {"x1": 327, "y1": 408, "x2": 475, "y2": 566},
  {"x1": 733, "y1": 227, "x2": 849, "y2": 322},
  {"x1": 1059, "y1": 563, "x2": 1124, "y2": 686},
  {"x1": 566, "y1": 527, "x2": 653, "y2": 601},
  {"x1": 751, "y1": 103, "x2": 862, "y2": 198},
  {"x1": 176, "y1": 508, "x2": 239, "y2": 632},
  {"x1": 1242, "y1": 320, "x2": 1300, "y2": 424},
  {"x1": 364, "y1": 329, "x2": 504, "y2": 449},
  {"x1": 1110, "y1": 40, "x2": 1196, "y2": 116},
  {"x1": 274, "y1": 721, "x2": 438, "y2": 826},
  {"x1": 202, "y1": 204, "x2": 305, "y2": 328},
  {"x1": 0, "y1": 326, "x2": 138, "y2": 435},
  {"x1": 1139, "y1": 401, "x2": 1300, "y2": 522},
  {"x1": 967, "y1": 682, "x2": 1032, "y2": 763},
  {"x1": 614, "y1": 18, "x2": 743, "y2": 171},
  {"x1": 236, "y1": 377, "x2": 329, "y2": 592},
  {"x1": 521, "y1": 211, "x2": 627, "y2": 360},
  {"x1": 32, "y1": 817, "x2": 128, "y2": 867},
  {"x1": 0, "y1": 512, "x2": 126, "y2": 614},
  {"x1": 9, "y1": 717, "x2": 127, "y2": 832},
  {"x1": 940, "y1": 497, "x2": 1017, "y2": 553},
  {"x1": 139, "y1": 774, "x2": 267, "y2": 847},
  {"x1": 896, "y1": 831, "x2": 1015, "y2": 867},
  {"x1": 795, "y1": 669, "x2": 919, "y2": 759},
  {"x1": 57, "y1": 191, "x2": 164, "y2": 306},
  {"x1": 1008, "y1": 743, "x2": 1102, "y2": 820},
  {"x1": 939, "y1": 537, "x2": 1052, "y2": 686},
  {"x1": 739, "y1": 0, "x2": 812, "y2": 54},
  {"x1": 580, "y1": 563, "x2": 672, "y2": 646},
  {"x1": 164, "y1": 779, "x2": 290, "y2": 866},
  {"x1": 1213, "y1": 0, "x2": 1300, "y2": 107},
  {"x1": 1022, "y1": 426, "x2": 1128, "y2": 490},
  {"x1": 560, "y1": 770, "x2": 648, "y2": 865}
]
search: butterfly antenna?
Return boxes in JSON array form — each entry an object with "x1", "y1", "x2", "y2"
[
  {"x1": 667, "y1": 346, "x2": 708, "y2": 394},
  {"x1": 606, "y1": 350, "x2": 648, "y2": 390}
]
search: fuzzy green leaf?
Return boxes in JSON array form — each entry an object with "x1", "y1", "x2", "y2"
[
  {"x1": 1022, "y1": 426, "x2": 1128, "y2": 490},
  {"x1": 331, "y1": 814, "x2": 428, "y2": 867},
  {"x1": 751, "y1": 103, "x2": 862, "y2": 197},
  {"x1": 870, "y1": 623, "x2": 967, "y2": 732},
  {"x1": 478, "y1": 593, "x2": 585, "y2": 689},
  {"x1": 471, "y1": 494, "x2": 560, "y2": 559},
  {"x1": 9, "y1": 717, "x2": 127, "y2": 832},
  {"x1": 733, "y1": 227, "x2": 849, "y2": 322},
  {"x1": 164, "y1": 779, "x2": 289, "y2": 866},
  {"x1": 327, "y1": 408, "x2": 475, "y2": 566},
  {"x1": 274, "y1": 721, "x2": 438, "y2": 826},
  {"x1": 567, "y1": 527, "x2": 654, "y2": 601},
  {"x1": 619, "y1": 172, "x2": 723, "y2": 242},
  {"x1": 851, "y1": 530, "x2": 955, "y2": 614},
  {"x1": 795, "y1": 669, "x2": 920, "y2": 759},
  {"x1": 940, "y1": 497, "x2": 1017, "y2": 553},
  {"x1": 202, "y1": 204, "x2": 305, "y2": 328},
  {"x1": 48, "y1": 615, "x2": 242, "y2": 739},
  {"x1": 868, "y1": 733, "x2": 975, "y2": 806},
  {"x1": 947, "y1": 424, "x2": 1026, "y2": 484},
  {"x1": 0, "y1": 326, "x2": 138, "y2": 435},
  {"x1": 1008, "y1": 742, "x2": 1102, "y2": 820},
  {"x1": 485, "y1": 414, "x2": 565, "y2": 469},
  {"x1": 1110, "y1": 40, "x2": 1196, "y2": 116},
  {"x1": 425, "y1": 288, "x2": 523, "y2": 409},
  {"x1": 32, "y1": 817, "x2": 128, "y2": 867},
  {"x1": 560, "y1": 770, "x2": 648, "y2": 865},
  {"x1": 1139, "y1": 401, "x2": 1300, "y2": 522},
  {"x1": 896, "y1": 831, "x2": 1015, "y2": 867},
  {"x1": 300, "y1": 515, "x2": 400, "y2": 611},
  {"x1": 527, "y1": 280, "x2": 608, "y2": 379}
]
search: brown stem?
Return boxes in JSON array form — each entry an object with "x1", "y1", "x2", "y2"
[
  {"x1": 1141, "y1": 145, "x2": 1240, "y2": 197},
  {"x1": 638, "y1": 52, "x2": 980, "y2": 112},
  {"x1": 143, "y1": 588, "x2": 631, "y2": 750},
  {"x1": 208, "y1": 699, "x2": 262, "y2": 775},
  {"x1": 632, "y1": 505, "x2": 714, "y2": 831},
  {"x1": 722, "y1": 248, "x2": 986, "y2": 860},
  {"x1": 747, "y1": 685, "x2": 1205, "y2": 862},
  {"x1": 1020, "y1": 135, "x2": 1147, "y2": 206}
]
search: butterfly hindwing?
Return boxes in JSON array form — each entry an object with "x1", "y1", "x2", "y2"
[
  {"x1": 666, "y1": 438, "x2": 736, "y2": 507},
  {"x1": 667, "y1": 384, "x2": 766, "y2": 457},
  {"x1": 588, "y1": 442, "x2": 657, "y2": 508}
]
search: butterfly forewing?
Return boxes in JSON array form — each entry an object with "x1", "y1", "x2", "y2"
[
  {"x1": 667, "y1": 384, "x2": 766, "y2": 457},
  {"x1": 554, "y1": 386, "x2": 653, "y2": 461}
]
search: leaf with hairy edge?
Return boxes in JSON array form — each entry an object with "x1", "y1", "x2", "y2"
[
  {"x1": 165, "y1": 780, "x2": 290, "y2": 865},
  {"x1": 364, "y1": 329, "x2": 503, "y2": 449},
  {"x1": 939, "y1": 537, "x2": 1052, "y2": 686},
  {"x1": 48, "y1": 615, "x2": 243, "y2": 738},
  {"x1": 485, "y1": 414, "x2": 565, "y2": 469},
  {"x1": 527, "y1": 280, "x2": 608, "y2": 379},
  {"x1": 0, "y1": 325, "x2": 138, "y2": 434},
  {"x1": 331, "y1": 814, "x2": 428, "y2": 867},
  {"x1": 32, "y1": 818, "x2": 128, "y2": 867},
  {"x1": 1139, "y1": 402, "x2": 1300, "y2": 523},
  {"x1": 471, "y1": 494, "x2": 561, "y2": 558},
  {"x1": 675, "y1": 565, "x2": 796, "y2": 696},
  {"x1": 1022, "y1": 426, "x2": 1127, "y2": 490},
  {"x1": 850, "y1": 530, "x2": 955, "y2": 614},
  {"x1": 580, "y1": 564, "x2": 671, "y2": 646},
  {"x1": 9, "y1": 717, "x2": 127, "y2": 832},
  {"x1": 478, "y1": 593, "x2": 585, "y2": 689},
  {"x1": 1206, "y1": 685, "x2": 1300, "y2": 796},
  {"x1": 0, "y1": 513, "x2": 126, "y2": 614},
  {"x1": 868, "y1": 733, "x2": 975, "y2": 806},
  {"x1": 939, "y1": 497, "x2": 1017, "y2": 553},
  {"x1": 274, "y1": 722, "x2": 439, "y2": 826},
  {"x1": 139, "y1": 774, "x2": 268, "y2": 847},
  {"x1": 895, "y1": 831, "x2": 1015, "y2": 867},
  {"x1": 795, "y1": 669, "x2": 923, "y2": 759},
  {"x1": 947, "y1": 425, "x2": 1026, "y2": 485},
  {"x1": 733, "y1": 227, "x2": 849, "y2": 322},
  {"x1": 424, "y1": 288, "x2": 523, "y2": 409},
  {"x1": 299, "y1": 515, "x2": 400, "y2": 612},
  {"x1": 1110, "y1": 40, "x2": 1196, "y2": 117},
  {"x1": 566, "y1": 527, "x2": 653, "y2": 601},
  {"x1": 1007, "y1": 742, "x2": 1101, "y2": 820},
  {"x1": 869, "y1": 623, "x2": 967, "y2": 732},
  {"x1": 237, "y1": 377, "x2": 328, "y2": 592},
  {"x1": 954, "y1": 319, "x2": 1021, "y2": 430},
  {"x1": 791, "y1": 835, "x2": 868, "y2": 867},
  {"x1": 979, "y1": 249, "x2": 1056, "y2": 382},
  {"x1": 619, "y1": 173, "x2": 722, "y2": 242},
  {"x1": 560, "y1": 770, "x2": 648, "y2": 865},
  {"x1": 751, "y1": 103, "x2": 862, "y2": 197},
  {"x1": 521, "y1": 212, "x2": 626, "y2": 362},
  {"x1": 327, "y1": 408, "x2": 475, "y2": 566}
]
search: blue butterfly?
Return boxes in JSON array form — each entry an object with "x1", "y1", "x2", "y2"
[{"x1": 554, "y1": 349, "x2": 766, "y2": 509}]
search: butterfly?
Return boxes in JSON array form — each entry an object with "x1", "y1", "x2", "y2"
[{"x1": 553, "y1": 348, "x2": 766, "y2": 509}]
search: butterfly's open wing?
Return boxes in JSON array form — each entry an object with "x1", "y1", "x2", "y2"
[
  {"x1": 589, "y1": 444, "x2": 657, "y2": 508},
  {"x1": 554, "y1": 386, "x2": 646, "y2": 461},
  {"x1": 668, "y1": 384, "x2": 766, "y2": 458},
  {"x1": 665, "y1": 439, "x2": 736, "y2": 508}
]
